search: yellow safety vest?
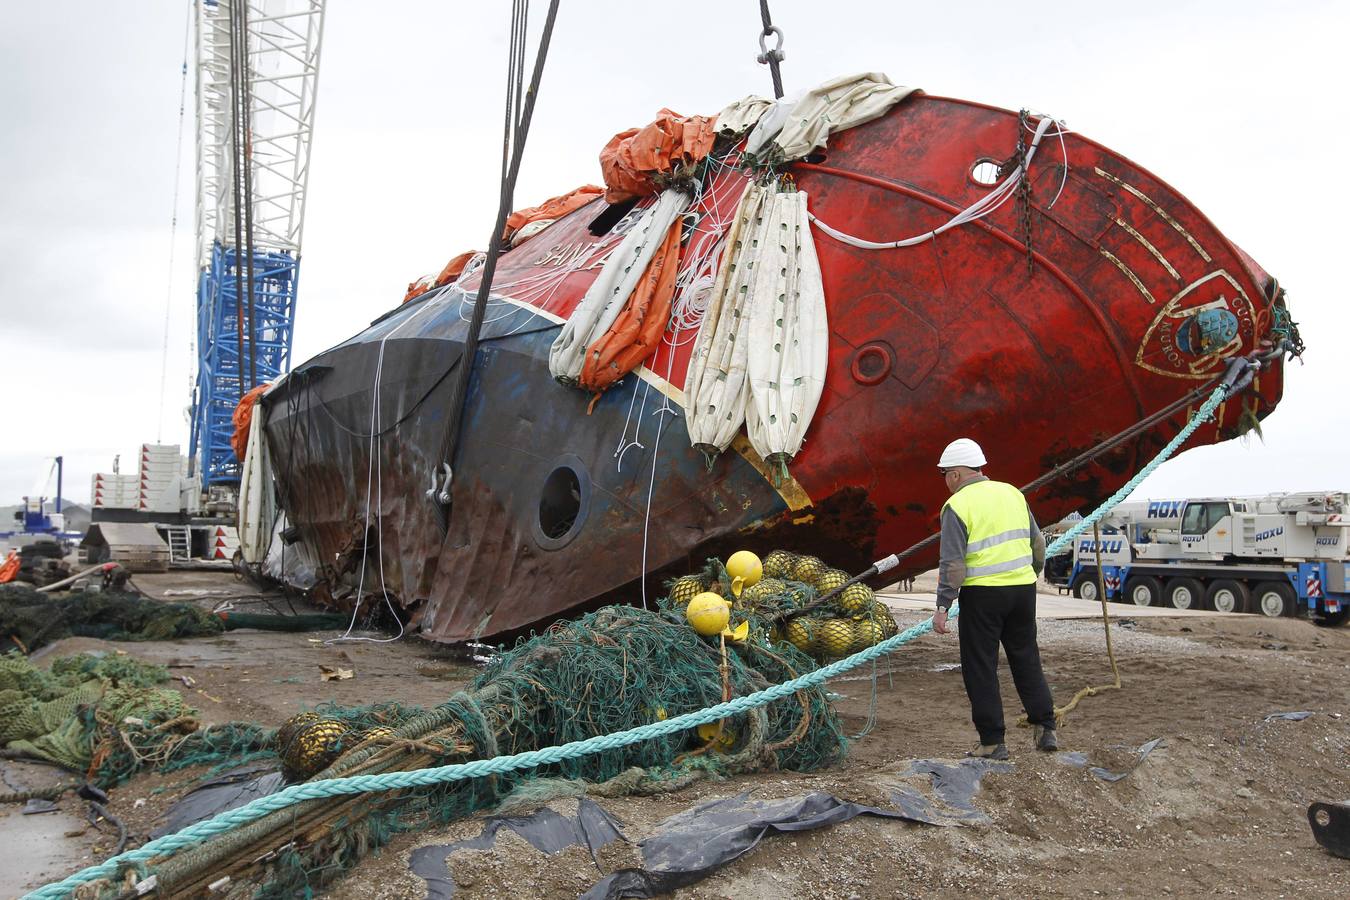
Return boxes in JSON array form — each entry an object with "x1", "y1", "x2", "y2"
[{"x1": 943, "y1": 480, "x2": 1036, "y2": 587}]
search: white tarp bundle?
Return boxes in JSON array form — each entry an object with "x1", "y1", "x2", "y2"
[
  {"x1": 714, "y1": 95, "x2": 775, "y2": 138},
  {"x1": 263, "y1": 512, "x2": 320, "y2": 588},
  {"x1": 237, "y1": 387, "x2": 277, "y2": 565},
  {"x1": 549, "y1": 189, "x2": 692, "y2": 384},
  {"x1": 744, "y1": 188, "x2": 828, "y2": 473},
  {"x1": 744, "y1": 72, "x2": 916, "y2": 163},
  {"x1": 682, "y1": 183, "x2": 769, "y2": 455}
]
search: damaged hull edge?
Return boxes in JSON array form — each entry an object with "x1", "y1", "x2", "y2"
[{"x1": 264, "y1": 318, "x2": 795, "y2": 642}]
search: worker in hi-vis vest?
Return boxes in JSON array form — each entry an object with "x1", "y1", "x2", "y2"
[{"x1": 931, "y1": 438, "x2": 1058, "y2": 759}]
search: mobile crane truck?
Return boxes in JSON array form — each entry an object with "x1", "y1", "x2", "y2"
[{"x1": 1045, "y1": 492, "x2": 1349, "y2": 626}]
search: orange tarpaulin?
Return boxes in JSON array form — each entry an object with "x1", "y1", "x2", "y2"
[
  {"x1": 505, "y1": 184, "x2": 604, "y2": 240},
  {"x1": 404, "y1": 251, "x2": 478, "y2": 304},
  {"x1": 0, "y1": 550, "x2": 19, "y2": 584},
  {"x1": 403, "y1": 274, "x2": 437, "y2": 304},
  {"x1": 435, "y1": 251, "x2": 478, "y2": 288},
  {"x1": 600, "y1": 109, "x2": 718, "y2": 204},
  {"x1": 231, "y1": 382, "x2": 271, "y2": 463},
  {"x1": 578, "y1": 214, "x2": 684, "y2": 397}
]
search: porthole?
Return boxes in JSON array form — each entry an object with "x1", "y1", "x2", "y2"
[
  {"x1": 969, "y1": 159, "x2": 1004, "y2": 187},
  {"x1": 532, "y1": 455, "x2": 591, "y2": 550},
  {"x1": 850, "y1": 343, "x2": 894, "y2": 386}
]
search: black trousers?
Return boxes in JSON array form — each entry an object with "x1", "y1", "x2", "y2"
[{"x1": 956, "y1": 582, "x2": 1056, "y2": 744}]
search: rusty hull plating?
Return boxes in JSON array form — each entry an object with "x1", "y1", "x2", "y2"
[{"x1": 263, "y1": 93, "x2": 1290, "y2": 643}]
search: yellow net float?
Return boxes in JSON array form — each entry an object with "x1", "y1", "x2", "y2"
[
  {"x1": 839, "y1": 581, "x2": 875, "y2": 615},
  {"x1": 790, "y1": 555, "x2": 826, "y2": 586},
  {"x1": 281, "y1": 718, "x2": 351, "y2": 780},
  {"x1": 357, "y1": 725, "x2": 395, "y2": 747},
  {"x1": 784, "y1": 617, "x2": 815, "y2": 654},
  {"x1": 817, "y1": 618, "x2": 853, "y2": 658},
  {"x1": 668, "y1": 574, "x2": 707, "y2": 607},
  {"x1": 696, "y1": 720, "x2": 738, "y2": 752},
  {"x1": 762, "y1": 549, "x2": 798, "y2": 579},
  {"x1": 871, "y1": 600, "x2": 900, "y2": 638},
  {"x1": 725, "y1": 550, "x2": 763, "y2": 588},
  {"x1": 685, "y1": 591, "x2": 731, "y2": 636},
  {"x1": 850, "y1": 618, "x2": 885, "y2": 653},
  {"x1": 274, "y1": 710, "x2": 321, "y2": 752},
  {"x1": 740, "y1": 577, "x2": 789, "y2": 605},
  {"x1": 815, "y1": 568, "x2": 849, "y2": 593}
]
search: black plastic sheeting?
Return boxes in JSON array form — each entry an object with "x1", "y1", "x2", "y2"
[
  {"x1": 582, "y1": 790, "x2": 946, "y2": 900},
  {"x1": 409, "y1": 758, "x2": 1011, "y2": 899},
  {"x1": 887, "y1": 757, "x2": 1014, "y2": 826},
  {"x1": 1056, "y1": 737, "x2": 1164, "y2": 783},
  {"x1": 409, "y1": 798, "x2": 625, "y2": 900},
  {"x1": 152, "y1": 765, "x2": 284, "y2": 838}
]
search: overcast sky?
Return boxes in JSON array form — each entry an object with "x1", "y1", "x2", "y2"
[{"x1": 1, "y1": 0, "x2": 1345, "y2": 511}]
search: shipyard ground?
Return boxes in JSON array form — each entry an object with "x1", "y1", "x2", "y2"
[{"x1": 3, "y1": 571, "x2": 1348, "y2": 898}]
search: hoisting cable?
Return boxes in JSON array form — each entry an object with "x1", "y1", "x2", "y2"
[
  {"x1": 226, "y1": 0, "x2": 247, "y2": 403},
  {"x1": 756, "y1": 0, "x2": 786, "y2": 99},
  {"x1": 155, "y1": 2, "x2": 193, "y2": 443},
  {"x1": 238, "y1": 0, "x2": 258, "y2": 391},
  {"x1": 782, "y1": 345, "x2": 1282, "y2": 623},
  {"x1": 432, "y1": 0, "x2": 561, "y2": 531}
]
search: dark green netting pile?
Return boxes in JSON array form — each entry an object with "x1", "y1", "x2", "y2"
[
  {"x1": 0, "y1": 585, "x2": 350, "y2": 656},
  {"x1": 0, "y1": 585, "x2": 226, "y2": 654},
  {"x1": 477, "y1": 598, "x2": 847, "y2": 776}
]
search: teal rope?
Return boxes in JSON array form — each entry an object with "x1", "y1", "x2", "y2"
[
  {"x1": 26, "y1": 384, "x2": 1229, "y2": 900},
  {"x1": 1042, "y1": 385, "x2": 1227, "y2": 558},
  {"x1": 24, "y1": 614, "x2": 947, "y2": 899}
]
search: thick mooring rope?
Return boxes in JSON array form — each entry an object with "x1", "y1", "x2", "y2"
[{"x1": 26, "y1": 385, "x2": 1230, "y2": 899}]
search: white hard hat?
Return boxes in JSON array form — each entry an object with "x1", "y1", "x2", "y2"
[{"x1": 937, "y1": 438, "x2": 987, "y2": 469}]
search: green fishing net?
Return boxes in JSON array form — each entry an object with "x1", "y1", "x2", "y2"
[
  {"x1": 247, "y1": 564, "x2": 850, "y2": 898},
  {"x1": 0, "y1": 652, "x2": 270, "y2": 786},
  {"x1": 0, "y1": 585, "x2": 225, "y2": 654}
]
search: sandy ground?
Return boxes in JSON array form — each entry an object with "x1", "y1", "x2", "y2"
[{"x1": 3, "y1": 570, "x2": 1349, "y2": 898}]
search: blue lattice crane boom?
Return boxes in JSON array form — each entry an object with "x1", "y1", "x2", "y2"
[{"x1": 189, "y1": 0, "x2": 326, "y2": 487}]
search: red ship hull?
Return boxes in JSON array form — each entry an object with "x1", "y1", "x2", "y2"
[{"x1": 264, "y1": 93, "x2": 1288, "y2": 642}]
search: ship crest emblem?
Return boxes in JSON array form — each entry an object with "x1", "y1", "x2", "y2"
[{"x1": 1135, "y1": 270, "x2": 1255, "y2": 379}]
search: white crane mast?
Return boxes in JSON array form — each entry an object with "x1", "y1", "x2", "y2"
[
  {"x1": 189, "y1": 0, "x2": 326, "y2": 486},
  {"x1": 193, "y1": 0, "x2": 324, "y2": 265}
]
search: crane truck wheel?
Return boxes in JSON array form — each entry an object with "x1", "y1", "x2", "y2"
[
  {"x1": 1205, "y1": 579, "x2": 1251, "y2": 614},
  {"x1": 1253, "y1": 581, "x2": 1296, "y2": 618},
  {"x1": 1071, "y1": 571, "x2": 1101, "y2": 602},
  {"x1": 1165, "y1": 577, "x2": 1204, "y2": 611},
  {"x1": 1124, "y1": 575, "x2": 1162, "y2": 607}
]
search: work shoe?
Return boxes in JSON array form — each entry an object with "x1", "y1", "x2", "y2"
[
  {"x1": 967, "y1": 742, "x2": 1009, "y2": 760},
  {"x1": 1033, "y1": 725, "x2": 1059, "y2": 752}
]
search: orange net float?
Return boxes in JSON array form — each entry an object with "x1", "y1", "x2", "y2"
[{"x1": 577, "y1": 215, "x2": 684, "y2": 402}]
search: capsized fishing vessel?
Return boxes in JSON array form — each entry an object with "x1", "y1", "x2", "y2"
[{"x1": 256, "y1": 76, "x2": 1298, "y2": 642}]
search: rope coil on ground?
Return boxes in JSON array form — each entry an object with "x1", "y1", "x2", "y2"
[{"x1": 1030, "y1": 521, "x2": 1124, "y2": 726}]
